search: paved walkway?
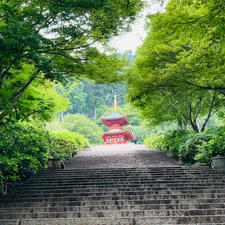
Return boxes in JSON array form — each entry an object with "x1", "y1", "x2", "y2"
[{"x1": 65, "y1": 144, "x2": 179, "y2": 169}]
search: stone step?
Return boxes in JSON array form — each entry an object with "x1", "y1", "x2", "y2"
[
  {"x1": 37, "y1": 169, "x2": 216, "y2": 176},
  {"x1": 1, "y1": 208, "x2": 225, "y2": 219},
  {"x1": 22, "y1": 176, "x2": 225, "y2": 183},
  {"x1": 1, "y1": 215, "x2": 225, "y2": 224},
  {"x1": 10, "y1": 184, "x2": 224, "y2": 192},
  {"x1": 39, "y1": 166, "x2": 206, "y2": 171},
  {"x1": 11, "y1": 182, "x2": 225, "y2": 191},
  {"x1": 13, "y1": 181, "x2": 224, "y2": 189},
  {"x1": 1, "y1": 198, "x2": 225, "y2": 208},
  {"x1": 37, "y1": 170, "x2": 215, "y2": 176},
  {"x1": 10, "y1": 184, "x2": 225, "y2": 194},
  {"x1": 4, "y1": 190, "x2": 225, "y2": 199},
  {"x1": 35, "y1": 173, "x2": 218, "y2": 179},
  {"x1": 1, "y1": 193, "x2": 225, "y2": 203},
  {"x1": 34, "y1": 173, "x2": 218, "y2": 180},
  {"x1": 28, "y1": 176, "x2": 224, "y2": 183},
  {"x1": 34, "y1": 172, "x2": 219, "y2": 179},
  {"x1": 37, "y1": 168, "x2": 214, "y2": 172},
  {"x1": 30, "y1": 172, "x2": 225, "y2": 177},
  {"x1": 1, "y1": 203, "x2": 225, "y2": 214},
  {"x1": 7, "y1": 188, "x2": 225, "y2": 199},
  {"x1": 12, "y1": 179, "x2": 225, "y2": 186}
]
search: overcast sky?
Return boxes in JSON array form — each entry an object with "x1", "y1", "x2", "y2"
[{"x1": 109, "y1": 1, "x2": 167, "y2": 54}]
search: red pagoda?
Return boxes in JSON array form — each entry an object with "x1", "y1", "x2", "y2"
[{"x1": 101, "y1": 95, "x2": 134, "y2": 144}]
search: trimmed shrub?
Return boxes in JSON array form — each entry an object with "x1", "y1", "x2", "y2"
[
  {"x1": 162, "y1": 130, "x2": 191, "y2": 159},
  {"x1": 144, "y1": 134, "x2": 166, "y2": 150},
  {"x1": 50, "y1": 131, "x2": 89, "y2": 161},
  {"x1": 0, "y1": 123, "x2": 51, "y2": 185}
]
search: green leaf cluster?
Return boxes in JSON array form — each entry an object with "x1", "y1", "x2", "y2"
[
  {"x1": 62, "y1": 114, "x2": 104, "y2": 145},
  {"x1": 0, "y1": 123, "x2": 51, "y2": 184},
  {"x1": 144, "y1": 127, "x2": 225, "y2": 165},
  {"x1": 0, "y1": 64, "x2": 70, "y2": 123},
  {"x1": 50, "y1": 131, "x2": 89, "y2": 160}
]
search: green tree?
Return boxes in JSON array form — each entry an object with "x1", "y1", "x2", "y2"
[
  {"x1": 0, "y1": 64, "x2": 70, "y2": 123},
  {"x1": 126, "y1": 0, "x2": 225, "y2": 132},
  {"x1": 62, "y1": 114, "x2": 103, "y2": 145},
  {"x1": 0, "y1": 0, "x2": 144, "y2": 121}
]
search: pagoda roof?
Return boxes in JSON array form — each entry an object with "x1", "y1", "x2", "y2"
[
  {"x1": 101, "y1": 112, "x2": 124, "y2": 120},
  {"x1": 102, "y1": 129, "x2": 134, "y2": 141},
  {"x1": 101, "y1": 112, "x2": 130, "y2": 127}
]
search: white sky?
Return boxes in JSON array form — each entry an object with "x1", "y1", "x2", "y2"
[{"x1": 109, "y1": 1, "x2": 167, "y2": 54}]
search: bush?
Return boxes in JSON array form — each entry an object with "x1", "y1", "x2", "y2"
[
  {"x1": 62, "y1": 114, "x2": 103, "y2": 145},
  {"x1": 179, "y1": 132, "x2": 212, "y2": 163},
  {"x1": 144, "y1": 135, "x2": 166, "y2": 150},
  {"x1": 0, "y1": 123, "x2": 51, "y2": 185},
  {"x1": 145, "y1": 127, "x2": 225, "y2": 165},
  {"x1": 50, "y1": 131, "x2": 89, "y2": 161},
  {"x1": 162, "y1": 130, "x2": 191, "y2": 159},
  {"x1": 195, "y1": 127, "x2": 225, "y2": 164},
  {"x1": 0, "y1": 123, "x2": 89, "y2": 188}
]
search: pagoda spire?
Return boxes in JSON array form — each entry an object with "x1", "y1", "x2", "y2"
[{"x1": 113, "y1": 94, "x2": 117, "y2": 112}]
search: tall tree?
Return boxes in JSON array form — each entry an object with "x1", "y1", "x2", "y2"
[
  {"x1": 126, "y1": 0, "x2": 225, "y2": 132},
  {"x1": 0, "y1": 0, "x2": 144, "y2": 121}
]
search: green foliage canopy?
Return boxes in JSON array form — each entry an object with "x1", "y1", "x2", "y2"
[
  {"x1": 0, "y1": 0, "x2": 144, "y2": 121},
  {"x1": 126, "y1": 0, "x2": 225, "y2": 132}
]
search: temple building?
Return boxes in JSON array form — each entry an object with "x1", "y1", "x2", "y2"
[{"x1": 101, "y1": 95, "x2": 134, "y2": 144}]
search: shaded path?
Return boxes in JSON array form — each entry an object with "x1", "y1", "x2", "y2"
[{"x1": 66, "y1": 144, "x2": 179, "y2": 169}]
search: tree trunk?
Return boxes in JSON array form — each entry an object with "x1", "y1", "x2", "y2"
[
  {"x1": 177, "y1": 119, "x2": 183, "y2": 130},
  {"x1": 60, "y1": 112, "x2": 65, "y2": 122},
  {"x1": 93, "y1": 105, "x2": 97, "y2": 120},
  {"x1": 188, "y1": 102, "x2": 199, "y2": 133},
  {"x1": 200, "y1": 93, "x2": 217, "y2": 132}
]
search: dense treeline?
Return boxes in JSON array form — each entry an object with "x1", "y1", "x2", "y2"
[{"x1": 63, "y1": 79, "x2": 127, "y2": 119}]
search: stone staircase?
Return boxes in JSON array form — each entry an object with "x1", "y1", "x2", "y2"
[{"x1": 0, "y1": 166, "x2": 225, "y2": 225}]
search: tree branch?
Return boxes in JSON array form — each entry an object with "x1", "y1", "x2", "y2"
[
  {"x1": 0, "y1": 69, "x2": 41, "y2": 120},
  {"x1": 0, "y1": 56, "x2": 19, "y2": 88},
  {"x1": 185, "y1": 80, "x2": 225, "y2": 95}
]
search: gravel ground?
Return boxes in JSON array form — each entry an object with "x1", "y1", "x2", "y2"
[{"x1": 65, "y1": 144, "x2": 179, "y2": 169}]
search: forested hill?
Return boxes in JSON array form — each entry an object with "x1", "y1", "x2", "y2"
[
  {"x1": 64, "y1": 79, "x2": 127, "y2": 120},
  {"x1": 61, "y1": 50, "x2": 137, "y2": 120}
]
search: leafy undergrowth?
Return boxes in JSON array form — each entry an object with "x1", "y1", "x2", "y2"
[
  {"x1": 0, "y1": 123, "x2": 89, "y2": 191},
  {"x1": 144, "y1": 127, "x2": 225, "y2": 165}
]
